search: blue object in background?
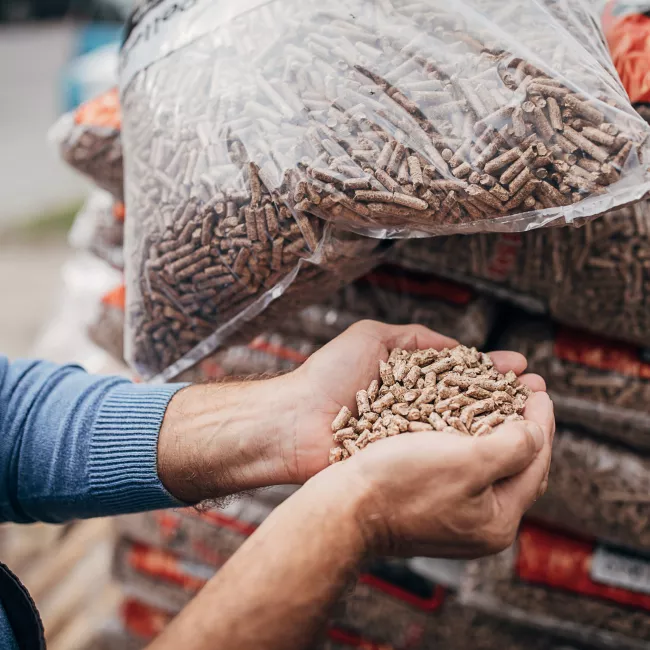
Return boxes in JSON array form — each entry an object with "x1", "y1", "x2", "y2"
[{"x1": 61, "y1": 22, "x2": 123, "y2": 112}]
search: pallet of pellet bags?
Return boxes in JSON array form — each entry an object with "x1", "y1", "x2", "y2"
[
  {"x1": 392, "y1": 201, "x2": 650, "y2": 349},
  {"x1": 461, "y1": 522, "x2": 650, "y2": 650},
  {"x1": 110, "y1": 536, "x2": 595, "y2": 650},
  {"x1": 500, "y1": 318, "x2": 650, "y2": 453}
]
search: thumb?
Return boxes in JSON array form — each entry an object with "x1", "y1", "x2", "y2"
[{"x1": 471, "y1": 421, "x2": 544, "y2": 490}]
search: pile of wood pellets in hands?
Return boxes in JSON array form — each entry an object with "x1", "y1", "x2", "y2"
[{"x1": 329, "y1": 345, "x2": 532, "y2": 463}]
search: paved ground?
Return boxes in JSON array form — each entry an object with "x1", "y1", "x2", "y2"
[{"x1": 0, "y1": 23, "x2": 90, "y2": 229}]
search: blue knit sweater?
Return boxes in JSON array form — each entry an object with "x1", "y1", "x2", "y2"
[{"x1": 0, "y1": 356, "x2": 186, "y2": 648}]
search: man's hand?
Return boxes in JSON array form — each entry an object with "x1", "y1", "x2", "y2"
[{"x1": 157, "y1": 320, "x2": 552, "y2": 508}]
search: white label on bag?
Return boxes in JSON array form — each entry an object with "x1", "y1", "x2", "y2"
[
  {"x1": 120, "y1": 0, "x2": 271, "y2": 92},
  {"x1": 591, "y1": 546, "x2": 650, "y2": 596}
]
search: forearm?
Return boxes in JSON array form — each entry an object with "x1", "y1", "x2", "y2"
[
  {"x1": 0, "y1": 357, "x2": 296, "y2": 524},
  {"x1": 157, "y1": 376, "x2": 298, "y2": 503},
  {"x1": 148, "y1": 468, "x2": 367, "y2": 650},
  {"x1": 0, "y1": 357, "x2": 185, "y2": 523}
]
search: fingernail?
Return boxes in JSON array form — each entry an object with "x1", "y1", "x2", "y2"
[{"x1": 527, "y1": 422, "x2": 544, "y2": 451}]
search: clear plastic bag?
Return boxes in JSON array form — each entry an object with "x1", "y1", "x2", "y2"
[
  {"x1": 50, "y1": 88, "x2": 123, "y2": 200},
  {"x1": 175, "y1": 333, "x2": 318, "y2": 383},
  {"x1": 69, "y1": 191, "x2": 125, "y2": 270},
  {"x1": 120, "y1": 0, "x2": 650, "y2": 382},
  {"x1": 461, "y1": 523, "x2": 650, "y2": 650},
  {"x1": 279, "y1": 266, "x2": 496, "y2": 349},
  {"x1": 501, "y1": 319, "x2": 650, "y2": 452},
  {"x1": 529, "y1": 427, "x2": 650, "y2": 553},
  {"x1": 395, "y1": 202, "x2": 650, "y2": 347}
]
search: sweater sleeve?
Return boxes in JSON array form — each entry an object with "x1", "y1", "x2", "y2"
[{"x1": 0, "y1": 356, "x2": 188, "y2": 524}]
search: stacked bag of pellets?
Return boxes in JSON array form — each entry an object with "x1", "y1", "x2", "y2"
[
  {"x1": 392, "y1": 201, "x2": 650, "y2": 347},
  {"x1": 113, "y1": 498, "x2": 591, "y2": 650},
  {"x1": 84, "y1": 262, "x2": 497, "y2": 377},
  {"x1": 461, "y1": 522, "x2": 650, "y2": 650},
  {"x1": 117, "y1": 0, "x2": 650, "y2": 380}
]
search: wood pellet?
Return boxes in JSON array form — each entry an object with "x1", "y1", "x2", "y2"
[
  {"x1": 395, "y1": 202, "x2": 650, "y2": 349},
  {"x1": 329, "y1": 345, "x2": 531, "y2": 463},
  {"x1": 120, "y1": 0, "x2": 650, "y2": 380},
  {"x1": 501, "y1": 319, "x2": 650, "y2": 453}
]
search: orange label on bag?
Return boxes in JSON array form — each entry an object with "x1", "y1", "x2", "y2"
[
  {"x1": 603, "y1": 2, "x2": 650, "y2": 104},
  {"x1": 554, "y1": 326, "x2": 650, "y2": 379},
  {"x1": 101, "y1": 284, "x2": 126, "y2": 311},
  {"x1": 358, "y1": 574, "x2": 445, "y2": 613},
  {"x1": 126, "y1": 543, "x2": 212, "y2": 592},
  {"x1": 113, "y1": 201, "x2": 126, "y2": 222},
  {"x1": 485, "y1": 233, "x2": 522, "y2": 282},
  {"x1": 517, "y1": 524, "x2": 650, "y2": 612},
  {"x1": 248, "y1": 337, "x2": 311, "y2": 364},
  {"x1": 122, "y1": 599, "x2": 173, "y2": 640},
  {"x1": 74, "y1": 87, "x2": 121, "y2": 129},
  {"x1": 327, "y1": 629, "x2": 395, "y2": 649},
  {"x1": 363, "y1": 265, "x2": 473, "y2": 306}
]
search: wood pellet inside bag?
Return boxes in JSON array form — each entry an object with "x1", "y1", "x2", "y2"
[
  {"x1": 394, "y1": 201, "x2": 650, "y2": 348},
  {"x1": 501, "y1": 318, "x2": 650, "y2": 452},
  {"x1": 280, "y1": 265, "x2": 496, "y2": 350},
  {"x1": 119, "y1": 0, "x2": 650, "y2": 381},
  {"x1": 530, "y1": 426, "x2": 650, "y2": 554},
  {"x1": 461, "y1": 523, "x2": 650, "y2": 650}
]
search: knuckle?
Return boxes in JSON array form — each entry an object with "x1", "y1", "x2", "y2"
[{"x1": 349, "y1": 319, "x2": 381, "y2": 335}]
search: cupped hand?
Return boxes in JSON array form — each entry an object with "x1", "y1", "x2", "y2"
[
  {"x1": 325, "y1": 389, "x2": 555, "y2": 559},
  {"x1": 283, "y1": 319, "x2": 549, "y2": 486}
]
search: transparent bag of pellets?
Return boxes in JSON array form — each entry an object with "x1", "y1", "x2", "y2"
[{"x1": 120, "y1": 0, "x2": 650, "y2": 380}]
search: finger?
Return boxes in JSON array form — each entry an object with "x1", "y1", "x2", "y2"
[
  {"x1": 487, "y1": 351, "x2": 528, "y2": 376},
  {"x1": 470, "y1": 421, "x2": 544, "y2": 490},
  {"x1": 524, "y1": 392, "x2": 554, "y2": 482},
  {"x1": 497, "y1": 393, "x2": 555, "y2": 512},
  {"x1": 524, "y1": 391, "x2": 554, "y2": 444},
  {"x1": 519, "y1": 373, "x2": 546, "y2": 393},
  {"x1": 365, "y1": 322, "x2": 459, "y2": 352}
]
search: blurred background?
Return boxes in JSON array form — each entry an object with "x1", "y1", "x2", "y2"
[
  {"x1": 0, "y1": 0, "x2": 129, "y2": 359},
  {"x1": 0, "y1": 6, "x2": 130, "y2": 648}
]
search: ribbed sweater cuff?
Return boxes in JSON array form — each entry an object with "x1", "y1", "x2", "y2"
[{"x1": 88, "y1": 383, "x2": 189, "y2": 514}]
